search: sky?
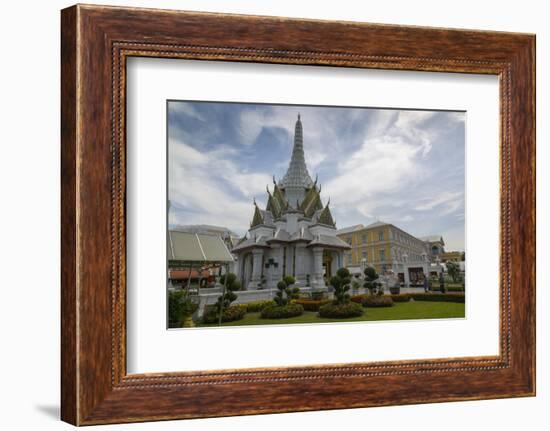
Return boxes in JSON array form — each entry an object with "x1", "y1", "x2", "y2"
[{"x1": 168, "y1": 101, "x2": 466, "y2": 251}]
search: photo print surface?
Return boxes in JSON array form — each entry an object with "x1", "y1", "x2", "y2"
[{"x1": 167, "y1": 101, "x2": 466, "y2": 329}]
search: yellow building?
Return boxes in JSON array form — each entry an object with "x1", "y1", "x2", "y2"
[
  {"x1": 337, "y1": 221, "x2": 444, "y2": 285},
  {"x1": 439, "y1": 251, "x2": 463, "y2": 263}
]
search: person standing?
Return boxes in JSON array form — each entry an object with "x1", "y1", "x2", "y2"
[
  {"x1": 423, "y1": 274, "x2": 429, "y2": 292},
  {"x1": 439, "y1": 272, "x2": 446, "y2": 293}
]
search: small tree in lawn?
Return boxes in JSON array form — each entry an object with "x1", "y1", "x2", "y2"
[
  {"x1": 446, "y1": 261, "x2": 460, "y2": 283},
  {"x1": 364, "y1": 266, "x2": 381, "y2": 296},
  {"x1": 274, "y1": 275, "x2": 299, "y2": 306},
  {"x1": 215, "y1": 273, "x2": 242, "y2": 325},
  {"x1": 330, "y1": 267, "x2": 352, "y2": 305},
  {"x1": 351, "y1": 278, "x2": 361, "y2": 295},
  {"x1": 168, "y1": 289, "x2": 198, "y2": 328}
]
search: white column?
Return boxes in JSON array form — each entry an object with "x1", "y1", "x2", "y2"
[
  {"x1": 248, "y1": 249, "x2": 264, "y2": 290},
  {"x1": 402, "y1": 253, "x2": 410, "y2": 287},
  {"x1": 269, "y1": 245, "x2": 284, "y2": 289},
  {"x1": 311, "y1": 247, "x2": 326, "y2": 289},
  {"x1": 294, "y1": 243, "x2": 307, "y2": 286}
]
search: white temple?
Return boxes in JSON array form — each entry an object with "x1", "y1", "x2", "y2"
[{"x1": 232, "y1": 115, "x2": 351, "y2": 291}]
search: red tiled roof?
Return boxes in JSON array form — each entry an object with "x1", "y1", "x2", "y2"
[{"x1": 169, "y1": 269, "x2": 213, "y2": 280}]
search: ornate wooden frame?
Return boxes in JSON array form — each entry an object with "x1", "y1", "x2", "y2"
[{"x1": 61, "y1": 4, "x2": 535, "y2": 426}]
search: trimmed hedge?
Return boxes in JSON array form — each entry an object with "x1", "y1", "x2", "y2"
[
  {"x1": 202, "y1": 305, "x2": 247, "y2": 324},
  {"x1": 311, "y1": 290, "x2": 327, "y2": 300},
  {"x1": 445, "y1": 286, "x2": 465, "y2": 292},
  {"x1": 168, "y1": 290, "x2": 199, "y2": 327},
  {"x1": 318, "y1": 302, "x2": 363, "y2": 318},
  {"x1": 390, "y1": 294, "x2": 411, "y2": 302},
  {"x1": 350, "y1": 294, "x2": 369, "y2": 304},
  {"x1": 246, "y1": 299, "x2": 275, "y2": 312},
  {"x1": 410, "y1": 293, "x2": 465, "y2": 303},
  {"x1": 261, "y1": 303, "x2": 304, "y2": 319},
  {"x1": 362, "y1": 295, "x2": 394, "y2": 307},
  {"x1": 292, "y1": 298, "x2": 332, "y2": 311}
]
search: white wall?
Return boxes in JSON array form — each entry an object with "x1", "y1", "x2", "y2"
[{"x1": 0, "y1": 0, "x2": 547, "y2": 430}]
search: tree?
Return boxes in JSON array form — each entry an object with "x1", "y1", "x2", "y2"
[
  {"x1": 364, "y1": 266, "x2": 382, "y2": 296},
  {"x1": 351, "y1": 278, "x2": 361, "y2": 294},
  {"x1": 273, "y1": 276, "x2": 299, "y2": 306},
  {"x1": 168, "y1": 290, "x2": 198, "y2": 328},
  {"x1": 446, "y1": 261, "x2": 460, "y2": 282},
  {"x1": 215, "y1": 272, "x2": 242, "y2": 325},
  {"x1": 330, "y1": 267, "x2": 352, "y2": 305}
]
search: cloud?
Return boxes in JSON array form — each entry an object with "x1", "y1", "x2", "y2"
[
  {"x1": 414, "y1": 191, "x2": 464, "y2": 215},
  {"x1": 324, "y1": 110, "x2": 440, "y2": 215},
  {"x1": 168, "y1": 101, "x2": 206, "y2": 121},
  {"x1": 169, "y1": 137, "x2": 271, "y2": 234},
  {"x1": 324, "y1": 135, "x2": 422, "y2": 212},
  {"x1": 168, "y1": 102, "x2": 466, "y2": 250},
  {"x1": 237, "y1": 105, "x2": 335, "y2": 170}
]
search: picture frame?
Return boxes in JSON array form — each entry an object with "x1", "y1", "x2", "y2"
[{"x1": 60, "y1": 4, "x2": 535, "y2": 425}]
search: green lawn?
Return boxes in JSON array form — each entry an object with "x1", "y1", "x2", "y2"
[{"x1": 198, "y1": 301, "x2": 465, "y2": 327}]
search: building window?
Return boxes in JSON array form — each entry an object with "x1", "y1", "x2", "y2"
[
  {"x1": 362, "y1": 251, "x2": 367, "y2": 260},
  {"x1": 378, "y1": 230, "x2": 384, "y2": 241},
  {"x1": 379, "y1": 249, "x2": 385, "y2": 261},
  {"x1": 361, "y1": 234, "x2": 367, "y2": 244},
  {"x1": 344, "y1": 252, "x2": 352, "y2": 266}
]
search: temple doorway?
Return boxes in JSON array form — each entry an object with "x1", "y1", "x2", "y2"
[{"x1": 323, "y1": 250, "x2": 333, "y2": 279}]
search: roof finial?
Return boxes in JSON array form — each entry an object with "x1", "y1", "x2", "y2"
[
  {"x1": 298, "y1": 112, "x2": 301, "y2": 120},
  {"x1": 273, "y1": 175, "x2": 277, "y2": 185},
  {"x1": 327, "y1": 197, "x2": 331, "y2": 207}
]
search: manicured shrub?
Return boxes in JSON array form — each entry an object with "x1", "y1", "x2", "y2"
[
  {"x1": 283, "y1": 275, "x2": 296, "y2": 286},
  {"x1": 274, "y1": 277, "x2": 300, "y2": 306},
  {"x1": 350, "y1": 294, "x2": 369, "y2": 304},
  {"x1": 292, "y1": 298, "x2": 332, "y2": 311},
  {"x1": 261, "y1": 303, "x2": 304, "y2": 319},
  {"x1": 445, "y1": 286, "x2": 465, "y2": 292},
  {"x1": 202, "y1": 304, "x2": 247, "y2": 324},
  {"x1": 318, "y1": 302, "x2": 363, "y2": 318},
  {"x1": 364, "y1": 266, "x2": 382, "y2": 295},
  {"x1": 311, "y1": 290, "x2": 326, "y2": 300},
  {"x1": 329, "y1": 267, "x2": 353, "y2": 305},
  {"x1": 211, "y1": 272, "x2": 242, "y2": 324},
  {"x1": 168, "y1": 290, "x2": 198, "y2": 327},
  {"x1": 245, "y1": 299, "x2": 276, "y2": 312},
  {"x1": 446, "y1": 261, "x2": 461, "y2": 282},
  {"x1": 409, "y1": 293, "x2": 465, "y2": 303},
  {"x1": 362, "y1": 295, "x2": 394, "y2": 307},
  {"x1": 390, "y1": 294, "x2": 411, "y2": 302}
]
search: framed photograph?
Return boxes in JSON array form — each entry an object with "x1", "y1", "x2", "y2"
[{"x1": 61, "y1": 4, "x2": 535, "y2": 425}]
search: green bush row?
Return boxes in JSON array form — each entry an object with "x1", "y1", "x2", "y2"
[
  {"x1": 292, "y1": 298, "x2": 332, "y2": 311},
  {"x1": 350, "y1": 294, "x2": 369, "y2": 304},
  {"x1": 202, "y1": 304, "x2": 247, "y2": 324},
  {"x1": 318, "y1": 302, "x2": 363, "y2": 318},
  {"x1": 353, "y1": 293, "x2": 465, "y2": 304},
  {"x1": 261, "y1": 303, "x2": 304, "y2": 319},
  {"x1": 410, "y1": 293, "x2": 465, "y2": 303},
  {"x1": 245, "y1": 299, "x2": 276, "y2": 312},
  {"x1": 390, "y1": 294, "x2": 411, "y2": 302},
  {"x1": 362, "y1": 295, "x2": 394, "y2": 307}
]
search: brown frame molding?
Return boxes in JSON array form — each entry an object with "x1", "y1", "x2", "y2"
[{"x1": 61, "y1": 4, "x2": 535, "y2": 425}]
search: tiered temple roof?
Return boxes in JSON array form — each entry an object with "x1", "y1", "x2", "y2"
[
  {"x1": 233, "y1": 115, "x2": 348, "y2": 253},
  {"x1": 279, "y1": 114, "x2": 314, "y2": 190}
]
